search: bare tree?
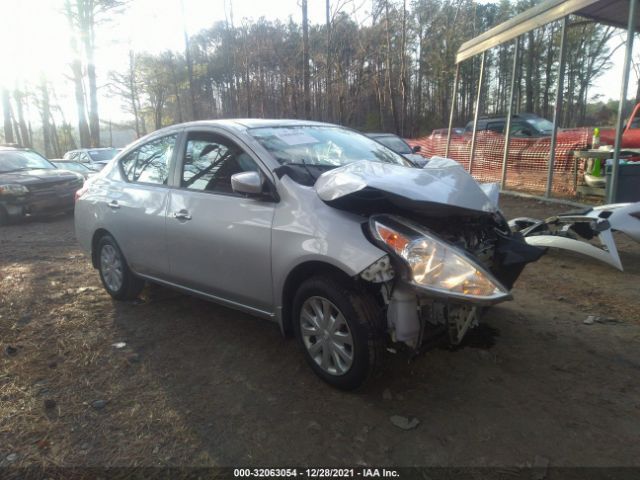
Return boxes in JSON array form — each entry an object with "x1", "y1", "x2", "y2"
[{"x1": 302, "y1": 0, "x2": 311, "y2": 118}]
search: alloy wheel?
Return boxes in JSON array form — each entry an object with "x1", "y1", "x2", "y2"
[{"x1": 100, "y1": 244, "x2": 124, "y2": 292}]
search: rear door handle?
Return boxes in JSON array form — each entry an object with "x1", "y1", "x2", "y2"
[
  {"x1": 173, "y1": 210, "x2": 192, "y2": 221},
  {"x1": 108, "y1": 200, "x2": 120, "y2": 209}
]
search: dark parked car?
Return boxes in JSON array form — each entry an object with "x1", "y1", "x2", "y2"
[
  {"x1": 366, "y1": 133, "x2": 428, "y2": 167},
  {"x1": 51, "y1": 160, "x2": 98, "y2": 180},
  {"x1": 464, "y1": 113, "x2": 554, "y2": 138},
  {"x1": 0, "y1": 147, "x2": 84, "y2": 225}
]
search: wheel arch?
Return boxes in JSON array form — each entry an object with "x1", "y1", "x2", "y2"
[
  {"x1": 280, "y1": 260, "x2": 356, "y2": 337},
  {"x1": 91, "y1": 228, "x2": 112, "y2": 268}
]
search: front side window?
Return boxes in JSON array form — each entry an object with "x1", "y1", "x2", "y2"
[
  {"x1": 120, "y1": 135, "x2": 176, "y2": 185},
  {"x1": 486, "y1": 122, "x2": 505, "y2": 134},
  {"x1": 248, "y1": 126, "x2": 411, "y2": 167},
  {"x1": 180, "y1": 131, "x2": 259, "y2": 194}
]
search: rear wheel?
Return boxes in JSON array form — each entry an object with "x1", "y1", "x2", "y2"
[
  {"x1": 97, "y1": 234, "x2": 144, "y2": 300},
  {"x1": 292, "y1": 275, "x2": 385, "y2": 390}
]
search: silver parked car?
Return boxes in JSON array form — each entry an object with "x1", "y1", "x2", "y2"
[{"x1": 75, "y1": 119, "x2": 543, "y2": 389}]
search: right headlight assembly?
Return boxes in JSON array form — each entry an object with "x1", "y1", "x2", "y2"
[{"x1": 369, "y1": 215, "x2": 510, "y2": 303}]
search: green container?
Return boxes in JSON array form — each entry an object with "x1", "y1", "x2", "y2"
[{"x1": 605, "y1": 163, "x2": 640, "y2": 202}]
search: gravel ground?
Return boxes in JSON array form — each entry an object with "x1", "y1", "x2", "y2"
[{"x1": 1, "y1": 196, "x2": 639, "y2": 469}]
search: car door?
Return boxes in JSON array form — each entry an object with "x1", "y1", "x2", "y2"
[
  {"x1": 165, "y1": 128, "x2": 276, "y2": 314},
  {"x1": 104, "y1": 133, "x2": 178, "y2": 278}
]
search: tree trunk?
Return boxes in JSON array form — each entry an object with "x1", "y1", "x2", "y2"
[
  {"x1": 181, "y1": 0, "x2": 197, "y2": 120},
  {"x1": 2, "y1": 88, "x2": 15, "y2": 144},
  {"x1": 40, "y1": 79, "x2": 54, "y2": 158},
  {"x1": 302, "y1": 0, "x2": 311, "y2": 118},
  {"x1": 14, "y1": 90, "x2": 31, "y2": 147},
  {"x1": 325, "y1": 0, "x2": 332, "y2": 122}
]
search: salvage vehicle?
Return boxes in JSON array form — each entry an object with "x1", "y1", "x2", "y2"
[
  {"x1": 509, "y1": 202, "x2": 640, "y2": 271},
  {"x1": 0, "y1": 146, "x2": 84, "y2": 225},
  {"x1": 365, "y1": 133, "x2": 428, "y2": 167},
  {"x1": 75, "y1": 120, "x2": 544, "y2": 389}
]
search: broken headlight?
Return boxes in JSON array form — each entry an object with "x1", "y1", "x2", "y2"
[{"x1": 368, "y1": 215, "x2": 510, "y2": 303}]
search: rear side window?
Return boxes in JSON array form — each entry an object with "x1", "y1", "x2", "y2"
[{"x1": 120, "y1": 135, "x2": 177, "y2": 185}]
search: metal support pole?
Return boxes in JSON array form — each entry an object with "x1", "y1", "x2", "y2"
[
  {"x1": 609, "y1": 0, "x2": 637, "y2": 203},
  {"x1": 501, "y1": 37, "x2": 520, "y2": 189},
  {"x1": 545, "y1": 16, "x2": 568, "y2": 198},
  {"x1": 469, "y1": 51, "x2": 486, "y2": 175},
  {"x1": 446, "y1": 63, "x2": 460, "y2": 158}
]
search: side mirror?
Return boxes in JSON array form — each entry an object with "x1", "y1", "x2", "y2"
[
  {"x1": 412, "y1": 145, "x2": 421, "y2": 153},
  {"x1": 231, "y1": 171, "x2": 263, "y2": 196}
]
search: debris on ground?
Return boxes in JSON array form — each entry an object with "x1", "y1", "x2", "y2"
[
  {"x1": 44, "y1": 399, "x2": 57, "y2": 410},
  {"x1": 91, "y1": 399, "x2": 107, "y2": 410},
  {"x1": 4, "y1": 345, "x2": 17, "y2": 356},
  {"x1": 111, "y1": 342, "x2": 127, "y2": 349},
  {"x1": 584, "y1": 315, "x2": 621, "y2": 325},
  {"x1": 390, "y1": 415, "x2": 420, "y2": 430},
  {"x1": 5, "y1": 453, "x2": 18, "y2": 463}
]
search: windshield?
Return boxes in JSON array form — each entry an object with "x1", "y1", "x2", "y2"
[
  {"x1": 525, "y1": 118, "x2": 554, "y2": 134},
  {"x1": 374, "y1": 135, "x2": 412, "y2": 154},
  {"x1": 248, "y1": 126, "x2": 411, "y2": 167},
  {"x1": 53, "y1": 161, "x2": 91, "y2": 173},
  {"x1": 0, "y1": 150, "x2": 55, "y2": 173},
  {"x1": 88, "y1": 149, "x2": 118, "y2": 161}
]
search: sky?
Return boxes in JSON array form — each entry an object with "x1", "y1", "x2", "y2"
[{"x1": 0, "y1": 0, "x2": 636, "y2": 129}]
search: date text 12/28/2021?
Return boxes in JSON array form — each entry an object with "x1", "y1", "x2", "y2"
[{"x1": 233, "y1": 468, "x2": 400, "y2": 478}]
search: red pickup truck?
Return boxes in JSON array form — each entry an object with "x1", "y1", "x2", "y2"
[{"x1": 599, "y1": 102, "x2": 640, "y2": 148}]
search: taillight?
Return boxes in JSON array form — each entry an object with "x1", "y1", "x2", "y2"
[{"x1": 75, "y1": 185, "x2": 88, "y2": 202}]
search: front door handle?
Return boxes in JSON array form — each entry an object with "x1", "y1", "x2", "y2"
[
  {"x1": 173, "y1": 210, "x2": 192, "y2": 221},
  {"x1": 108, "y1": 200, "x2": 120, "y2": 209}
]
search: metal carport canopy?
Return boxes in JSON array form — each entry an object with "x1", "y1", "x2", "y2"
[{"x1": 456, "y1": 0, "x2": 638, "y2": 64}]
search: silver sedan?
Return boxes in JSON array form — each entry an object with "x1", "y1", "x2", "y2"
[{"x1": 75, "y1": 119, "x2": 542, "y2": 389}]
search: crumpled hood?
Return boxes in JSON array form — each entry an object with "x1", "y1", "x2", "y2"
[{"x1": 314, "y1": 158, "x2": 498, "y2": 217}]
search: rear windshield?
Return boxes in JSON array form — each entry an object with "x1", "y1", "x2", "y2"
[
  {"x1": 88, "y1": 149, "x2": 118, "y2": 161},
  {"x1": 0, "y1": 151, "x2": 55, "y2": 173}
]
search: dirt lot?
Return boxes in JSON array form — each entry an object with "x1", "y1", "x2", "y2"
[{"x1": 1, "y1": 195, "x2": 640, "y2": 470}]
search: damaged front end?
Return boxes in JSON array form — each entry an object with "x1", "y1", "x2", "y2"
[{"x1": 315, "y1": 159, "x2": 545, "y2": 350}]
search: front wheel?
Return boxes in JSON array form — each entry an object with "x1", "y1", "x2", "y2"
[
  {"x1": 292, "y1": 275, "x2": 385, "y2": 390},
  {"x1": 97, "y1": 234, "x2": 144, "y2": 300}
]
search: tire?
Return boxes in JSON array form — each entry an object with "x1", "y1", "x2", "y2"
[
  {"x1": 96, "y1": 234, "x2": 144, "y2": 300},
  {"x1": 292, "y1": 274, "x2": 386, "y2": 390}
]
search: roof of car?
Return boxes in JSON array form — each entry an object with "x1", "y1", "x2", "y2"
[{"x1": 149, "y1": 118, "x2": 340, "y2": 136}]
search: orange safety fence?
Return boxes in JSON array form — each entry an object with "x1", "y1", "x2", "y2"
[{"x1": 407, "y1": 128, "x2": 592, "y2": 196}]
